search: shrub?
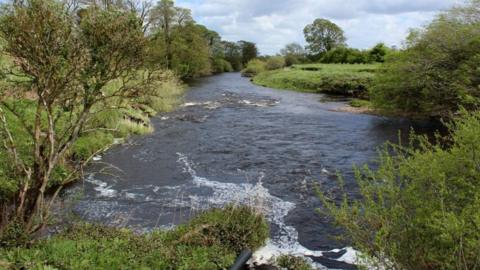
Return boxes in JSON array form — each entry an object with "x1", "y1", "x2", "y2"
[
  {"x1": 371, "y1": 1, "x2": 480, "y2": 118},
  {"x1": 241, "y1": 59, "x2": 267, "y2": 77},
  {"x1": 0, "y1": 221, "x2": 29, "y2": 248},
  {"x1": 276, "y1": 255, "x2": 313, "y2": 270},
  {"x1": 0, "y1": 206, "x2": 269, "y2": 269},
  {"x1": 183, "y1": 204, "x2": 269, "y2": 253},
  {"x1": 321, "y1": 46, "x2": 370, "y2": 64},
  {"x1": 265, "y1": 56, "x2": 286, "y2": 70},
  {"x1": 212, "y1": 58, "x2": 234, "y2": 73},
  {"x1": 318, "y1": 110, "x2": 480, "y2": 269},
  {"x1": 368, "y1": 43, "x2": 389, "y2": 63},
  {"x1": 284, "y1": 54, "x2": 300, "y2": 67}
]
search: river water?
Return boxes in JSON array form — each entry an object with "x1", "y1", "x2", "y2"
[{"x1": 67, "y1": 73, "x2": 438, "y2": 269}]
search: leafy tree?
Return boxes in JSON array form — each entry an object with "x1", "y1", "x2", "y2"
[
  {"x1": 318, "y1": 110, "x2": 480, "y2": 269},
  {"x1": 0, "y1": 0, "x2": 159, "y2": 232},
  {"x1": 148, "y1": 1, "x2": 212, "y2": 78},
  {"x1": 368, "y1": 42, "x2": 389, "y2": 63},
  {"x1": 303, "y1": 18, "x2": 346, "y2": 56},
  {"x1": 239, "y1": 40, "x2": 258, "y2": 66},
  {"x1": 169, "y1": 23, "x2": 212, "y2": 78},
  {"x1": 148, "y1": 0, "x2": 193, "y2": 69},
  {"x1": 222, "y1": 41, "x2": 243, "y2": 71},
  {"x1": 280, "y1": 43, "x2": 306, "y2": 66},
  {"x1": 371, "y1": 0, "x2": 480, "y2": 118}
]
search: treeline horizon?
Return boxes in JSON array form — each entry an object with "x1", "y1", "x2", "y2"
[{"x1": 142, "y1": 0, "x2": 259, "y2": 78}]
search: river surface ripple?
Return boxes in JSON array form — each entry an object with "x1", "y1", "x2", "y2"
[{"x1": 67, "y1": 73, "x2": 438, "y2": 269}]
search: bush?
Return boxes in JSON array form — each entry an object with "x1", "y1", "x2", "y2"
[
  {"x1": 276, "y1": 255, "x2": 313, "y2": 270},
  {"x1": 0, "y1": 205, "x2": 269, "y2": 269},
  {"x1": 241, "y1": 59, "x2": 267, "y2": 77},
  {"x1": 184, "y1": 204, "x2": 269, "y2": 253},
  {"x1": 371, "y1": 1, "x2": 480, "y2": 118},
  {"x1": 284, "y1": 54, "x2": 300, "y2": 67},
  {"x1": 265, "y1": 56, "x2": 286, "y2": 70},
  {"x1": 212, "y1": 58, "x2": 234, "y2": 73},
  {"x1": 318, "y1": 110, "x2": 480, "y2": 269},
  {"x1": 0, "y1": 221, "x2": 29, "y2": 248},
  {"x1": 321, "y1": 46, "x2": 370, "y2": 64},
  {"x1": 368, "y1": 43, "x2": 389, "y2": 63}
]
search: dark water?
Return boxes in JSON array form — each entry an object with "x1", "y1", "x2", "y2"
[{"x1": 68, "y1": 73, "x2": 438, "y2": 269}]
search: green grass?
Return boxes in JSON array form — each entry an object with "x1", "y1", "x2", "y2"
[
  {"x1": 0, "y1": 70, "x2": 184, "y2": 201},
  {"x1": 276, "y1": 255, "x2": 314, "y2": 270},
  {"x1": 253, "y1": 63, "x2": 379, "y2": 97},
  {"x1": 0, "y1": 205, "x2": 269, "y2": 270},
  {"x1": 349, "y1": 98, "x2": 373, "y2": 108}
]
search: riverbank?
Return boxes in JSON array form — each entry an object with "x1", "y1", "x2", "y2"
[
  {"x1": 252, "y1": 64, "x2": 378, "y2": 98},
  {"x1": 0, "y1": 205, "x2": 269, "y2": 269}
]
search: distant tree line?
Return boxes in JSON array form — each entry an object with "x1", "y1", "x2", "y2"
[
  {"x1": 146, "y1": 0, "x2": 258, "y2": 78},
  {"x1": 277, "y1": 18, "x2": 391, "y2": 65}
]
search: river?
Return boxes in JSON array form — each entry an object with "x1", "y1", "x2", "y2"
[{"x1": 67, "y1": 73, "x2": 438, "y2": 269}]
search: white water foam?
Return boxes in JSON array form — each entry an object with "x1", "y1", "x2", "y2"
[
  {"x1": 175, "y1": 153, "x2": 363, "y2": 269},
  {"x1": 182, "y1": 101, "x2": 221, "y2": 110},
  {"x1": 85, "y1": 174, "x2": 117, "y2": 198},
  {"x1": 84, "y1": 152, "x2": 363, "y2": 269}
]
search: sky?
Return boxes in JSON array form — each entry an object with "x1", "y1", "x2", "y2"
[{"x1": 176, "y1": 0, "x2": 461, "y2": 55}]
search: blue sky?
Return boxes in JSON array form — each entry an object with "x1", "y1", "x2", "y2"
[{"x1": 176, "y1": 0, "x2": 460, "y2": 55}]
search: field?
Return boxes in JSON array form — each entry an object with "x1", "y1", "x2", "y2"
[{"x1": 252, "y1": 64, "x2": 379, "y2": 98}]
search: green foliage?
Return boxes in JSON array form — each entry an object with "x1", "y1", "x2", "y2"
[
  {"x1": 184, "y1": 205, "x2": 269, "y2": 253},
  {"x1": 221, "y1": 41, "x2": 243, "y2": 71},
  {"x1": 253, "y1": 64, "x2": 378, "y2": 97},
  {"x1": 241, "y1": 59, "x2": 267, "y2": 77},
  {"x1": 320, "y1": 43, "x2": 390, "y2": 64},
  {"x1": 265, "y1": 56, "x2": 286, "y2": 70},
  {"x1": 147, "y1": 0, "x2": 256, "y2": 77},
  {"x1": 212, "y1": 58, "x2": 234, "y2": 73},
  {"x1": 349, "y1": 99, "x2": 372, "y2": 108},
  {"x1": 275, "y1": 255, "x2": 313, "y2": 270},
  {"x1": 134, "y1": 70, "x2": 184, "y2": 113},
  {"x1": 368, "y1": 43, "x2": 389, "y2": 63},
  {"x1": 321, "y1": 46, "x2": 369, "y2": 64},
  {"x1": 318, "y1": 111, "x2": 480, "y2": 269},
  {"x1": 0, "y1": 206, "x2": 269, "y2": 269},
  {"x1": 304, "y1": 18, "x2": 346, "y2": 57},
  {"x1": 71, "y1": 132, "x2": 113, "y2": 161},
  {"x1": 371, "y1": 1, "x2": 480, "y2": 118},
  {"x1": 239, "y1": 41, "x2": 258, "y2": 65},
  {"x1": 0, "y1": 221, "x2": 29, "y2": 248},
  {"x1": 280, "y1": 43, "x2": 307, "y2": 66}
]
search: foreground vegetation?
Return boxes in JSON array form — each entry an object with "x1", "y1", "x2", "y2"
[
  {"x1": 370, "y1": 1, "x2": 480, "y2": 118},
  {"x1": 252, "y1": 64, "x2": 378, "y2": 98},
  {"x1": 319, "y1": 110, "x2": 480, "y2": 269},
  {"x1": 0, "y1": 205, "x2": 269, "y2": 269}
]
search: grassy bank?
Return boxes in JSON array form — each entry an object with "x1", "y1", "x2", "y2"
[
  {"x1": 0, "y1": 69, "x2": 184, "y2": 204},
  {"x1": 253, "y1": 64, "x2": 378, "y2": 98},
  {"x1": 0, "y1": 205, "x2": 269, "y2": 269}
]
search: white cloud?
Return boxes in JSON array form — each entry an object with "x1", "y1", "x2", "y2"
[{"x1": 176, "y1": 0, "x2": 461, "y2": 54}]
